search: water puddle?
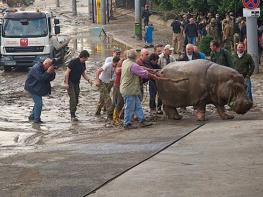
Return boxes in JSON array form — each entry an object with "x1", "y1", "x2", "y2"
[{"x1": 0, "y1": 27, "x2": 129, "y2": 158}]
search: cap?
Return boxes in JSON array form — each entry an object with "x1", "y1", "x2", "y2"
[
  {"x1": 114, "y1": 48, "x2": 121, "y2": 53},
  {"x1": 164, "y1": 44, "x2": 174, "y2": 51}
]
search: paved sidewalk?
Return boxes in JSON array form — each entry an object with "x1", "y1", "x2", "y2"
[
  {"x1": 104, "y1": 8, "x2": 173, "y2": 49},
  {"x1": 90, "y1": 120, "x2": 263, "y2": 197}
]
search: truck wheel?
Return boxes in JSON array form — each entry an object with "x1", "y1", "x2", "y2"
[{"x1": 4, "y1": 66, "x2": 12, "y2": 72}]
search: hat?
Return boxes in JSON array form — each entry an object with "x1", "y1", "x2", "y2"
[
  {"x1": 114, "y1": 48, "x2": 121, "y2": 53},
  {"x1": 164, "y1": 44, "x2": 174, "y2": 51}
]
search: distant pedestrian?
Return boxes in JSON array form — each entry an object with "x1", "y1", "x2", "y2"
[
  {"x1": 184, "y1": 18, "x2": 198, "y2": 45},
  {"x1": 233, "y1": 42, "x2": 255, "y2": 101},
  {"x1": 25, "y1": 58, "x2": 56, "y2": 124},
  {"x1": 171, "y1": 16, "x2": 183, "y2": 54},
  {"x1": 142, "y1": 4, "x2": 152, "y2": 29},
  {"x1": 210, "y1": 40, "x2": 233, "y2": 68},
  {"x1": 64, "y1": 50, "x2": 93, "y2": 121}
]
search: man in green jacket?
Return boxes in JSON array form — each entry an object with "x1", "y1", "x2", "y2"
[
  {"x1": 210, "y1": 40, "x2": 233, "y2": 68},
  {"x1": 233, "y1": 42, "x2": 255, "y2": 101}
]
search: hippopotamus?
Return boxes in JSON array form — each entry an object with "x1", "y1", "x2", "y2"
[{"x1": 156, "y1": 59, "x2": 253, "y2": 121}]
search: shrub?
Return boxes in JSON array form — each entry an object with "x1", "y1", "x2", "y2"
[{"x1": 199, "y1": 35, "x2": 213, "y2": 55}]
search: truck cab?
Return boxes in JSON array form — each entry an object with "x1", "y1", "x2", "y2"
[{"x1": 0, "y1": 9, "x2": 67, "y2": 71}]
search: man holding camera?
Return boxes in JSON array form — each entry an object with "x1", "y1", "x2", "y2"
[
  {"x1": 25, "y1": 58, "x2": 56, "y2": 124},
  {"x1": 64, "y1": 50, "x2": 93, "y2": 121}
]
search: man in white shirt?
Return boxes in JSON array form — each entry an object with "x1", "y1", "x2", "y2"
[{"x1": 95, "y1": 56, "x2": 120, "y2": 118}]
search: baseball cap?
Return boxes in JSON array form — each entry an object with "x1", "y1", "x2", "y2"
[
  {"x1": 164, "y1": 44, "x2": 174, "y2": 51},
  {"x1": 114, "y1": 48, "x2": 121, "y2": 53}
]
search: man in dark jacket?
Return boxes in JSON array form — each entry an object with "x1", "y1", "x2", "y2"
[
  {"x1": 184, "y1": 18, "x2": 198, "y2": 45},
  {"x1": 25, "y1": 58, "x2": 56, "y2": 123},
  {"x1": 142, "y1": 4, "x2": 151, "y2": 29},
  {"x1": 233, "y1": 42, "x2": 255, "y2": 101}
]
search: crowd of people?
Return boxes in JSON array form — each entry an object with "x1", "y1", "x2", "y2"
[{"x1": 170, "y1": 12, "x2": 248, "y2": 53}]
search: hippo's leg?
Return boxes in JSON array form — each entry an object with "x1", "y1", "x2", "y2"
[
  {"x1": 216, "y1": 105, "x2": 234, "y2": 120},
  {"x1": 195, "y1": 105, "x2": 206, "y2": 121},
  {"x1": 163, "y1": 105, "x2": 182, "y2": 120}
]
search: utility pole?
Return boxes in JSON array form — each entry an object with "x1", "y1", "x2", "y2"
[
  {"x1": 134, "y1": 0, "x2": 142, "y2": 40},
  {"x1": 56, "y1": 0, "x2": 60, "y2": 7},
  {"x1": 88, "y1": 0, "x2": 92, "y2": 20},
  {"x1": 247, "y1": 17, "x2": 259, "y2": 73},
  {"x1": 101, "y1": 0, "x2": 106, "y2": 25},
  {"x1": 72, "y1": 0, "x2": 77, "y2": 16}
]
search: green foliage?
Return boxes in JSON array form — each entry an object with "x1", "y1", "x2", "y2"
[
  {"x1": 199, "y1": 35, "x2": 213, "y2": 55},
  {"x1": 151, "y1": 0, "x2": 245, "y2": 16}
]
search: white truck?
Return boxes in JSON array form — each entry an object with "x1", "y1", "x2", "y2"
[{"x1": 0, "y1": 9, "x2": 69, "y2": 71}]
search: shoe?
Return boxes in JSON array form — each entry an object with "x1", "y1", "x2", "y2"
[
  {"x1": 95, "y1": 111, "x2": 101, "y2": 116},
  {"x1": 157, "y1": 110, "x2": 163, "y2": 115},
  {"x1": 34, "y1": 120, "x2": 44, "y2": 124},
  {"x1": 124, "y1": 124, "x2": 137, "y2": 130},
  {"x1": 28, "y1": 114, "x2": 34, "y2": 121},
  {"x1": 71, "y1": 117, "x2": 79, "y2": 122},
  {"x1": 138, "y1": 121, "x2": 153, "y2": 128}
]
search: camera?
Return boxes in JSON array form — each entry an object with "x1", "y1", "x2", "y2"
[{"x1": 52, "y1": 58, "x2": 59, "y2": 69}]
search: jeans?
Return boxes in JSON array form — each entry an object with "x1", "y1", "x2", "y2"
[
  {"x1": 123, "y1": 95, "x2": 144, "y2": 126},
  {"x1": 245, "y1": 78, "x2": 253, "y2": 101},
  {"x1": 31, "y1": 94, "x2": 43, "y2": 122},
  {"x1": 187, "y1": 36, "x2": 196, "y2": 45}
]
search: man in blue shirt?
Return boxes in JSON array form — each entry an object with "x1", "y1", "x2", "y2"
[{"x1": 25, "y1": 58, "x2": 56, "y2": 123}]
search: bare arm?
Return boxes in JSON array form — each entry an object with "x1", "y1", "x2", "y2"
[
  {"x1": 64, "y1": 67, "x2": 71, "y2": 89},
  {"x1": 82, "y1": 72, "x2": 93, "y2": 85}
]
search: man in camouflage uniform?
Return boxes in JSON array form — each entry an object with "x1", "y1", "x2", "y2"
[{"x1": 95, "y1": 56, "x2": 120, "y2": 119}]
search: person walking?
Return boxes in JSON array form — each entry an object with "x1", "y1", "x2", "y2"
[
  {"x1": 25, "y1": 58, "x2": 56, "y2": 124},
  {"x1": 64, "y1": 50, "x2": 93, "y2": 121},
  {"x1": 233, "y1": 42, "x2": 255, "y2": 101},
  {"x1": 210, "y1": 40, "x2": 233, "y2": 68}
]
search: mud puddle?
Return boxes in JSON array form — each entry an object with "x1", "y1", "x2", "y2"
[{"x1": 0, "y1": 29, "x2": 129, "y2": 158}]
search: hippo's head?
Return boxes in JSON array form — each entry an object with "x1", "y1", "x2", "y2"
[
  {"x1": 230, "y1": 96, "x2": 253, "y2": 114},
  {"x1": 227, "y1": 79, "x2": 253, "y2": 114}
]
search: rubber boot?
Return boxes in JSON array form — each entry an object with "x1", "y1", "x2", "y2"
[{"x1": 113, "y1": 109, "x2": 120, "y2": 126}]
